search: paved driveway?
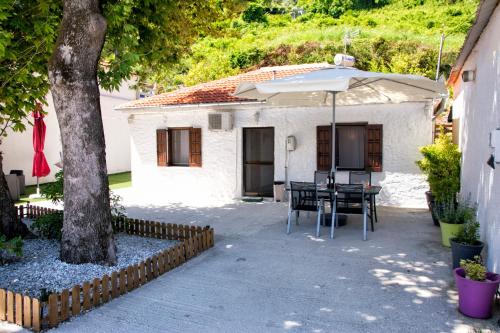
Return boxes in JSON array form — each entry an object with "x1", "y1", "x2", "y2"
[{"x1": 4, "y1": 199, "x2": 499, "y2": 332}]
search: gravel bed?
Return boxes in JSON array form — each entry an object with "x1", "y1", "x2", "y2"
[{"x1": 0, "y1": 233, "x2": 178, "y2": 298}]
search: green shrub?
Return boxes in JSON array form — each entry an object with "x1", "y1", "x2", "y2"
[
  {"x1": 242, "y1": 3, "x2": 268, "y2": 23},
  {"x1": 329, "y1": 0, "x2": 354, "y2": 18},
  {"x1": 416, "y1": 129, "x2": 461, "y2": 203},
  {"x1": 437, "y1": 200, "x2": 475, "y2": 225},
  {"x1": 365, "y1": 18, "x2": 377, "y2": 27},
  {"x1": 230, "y1": 48, "x2": 264, "y2": 69},
  {"x1": 460, "y1": 256, "x2": 486, "y2": 281},
  {"x1": 32, "y1": 212, "x2": 63, "y2": 240},
  {"x1": 41, "y1": 170, "x2": 64, "y2": 203},
  {"x1": 110, "y1": 192, "x2": 126, "y2": 218},
  {"x1": 454, "y1": 214, "x2": 480, "y2": 245},
  {"x1": 0, "y1": 235, "x2": 23, "y2": 264}
]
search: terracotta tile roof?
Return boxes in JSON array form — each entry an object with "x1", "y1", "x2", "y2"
[{"x1": 119, "y1": 63, "x2": 331, "y2": 109}]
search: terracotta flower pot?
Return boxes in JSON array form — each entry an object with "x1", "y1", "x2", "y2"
[{"x1": 454, "y1": 268, "x2": 500, "y2": 319}]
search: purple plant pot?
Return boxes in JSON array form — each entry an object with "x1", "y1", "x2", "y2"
[{"x1": 454, "y1": 268, "x2": 500, "y2": 319}]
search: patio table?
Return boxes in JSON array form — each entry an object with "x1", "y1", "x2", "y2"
[{"x1": 286, "y1": 183, "x2": 382, "y2": 239}]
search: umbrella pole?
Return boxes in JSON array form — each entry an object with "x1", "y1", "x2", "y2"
[
  {"x1": 36, "y1": 177, "x2": 40, "y2": 196},
  {"x1": 331, "y1": 92, "x2": 336, "y2": 176}
]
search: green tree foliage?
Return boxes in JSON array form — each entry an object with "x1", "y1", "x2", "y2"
[
  {"x1": 0, "y1": 0, "x2": 61, "y2": 136},
  {"x1": 0, "y1": 0, "x2": 240, "y2": 135},
  {"x1": 0, "y1": 0, "x2": 241, "y2": 243},
  {"x1": 301, "y1": 0, "x2": 355, "y2": 18},
  {"x1": 154, "y1": 0, "x2": 477, "y2": 90},
  {"x1": 242, "y1": 3, "x2": 268, "y2": 22},
  {"x1": 416, "y1": 129, "x2": 461, "y2": 203}
]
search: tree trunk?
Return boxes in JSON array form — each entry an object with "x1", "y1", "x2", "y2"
[
  {"x1": 48, "y1": 0, "x2": 116, "y2": 265},
  {"x1": 0, "y1": 152, "x2": 30, "y2": 238}
]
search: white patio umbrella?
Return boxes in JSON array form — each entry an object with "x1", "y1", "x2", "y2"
[{"x1": 234, "y1": 66, "x2": 447, "y2": 173}]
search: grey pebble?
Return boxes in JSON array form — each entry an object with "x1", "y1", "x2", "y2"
[{"x1": 0, "y1": 233, "x2": 178, "y2": 298}]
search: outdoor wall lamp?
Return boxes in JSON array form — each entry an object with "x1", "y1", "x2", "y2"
[
  {"x1": 490, "y1": 129, "x2": 500, "y2": 159},
  {"x1": 487, "y1": 128, "x2": 500, "y2": 168}
]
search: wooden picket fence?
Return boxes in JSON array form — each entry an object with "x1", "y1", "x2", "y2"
[
  {"x1": 15, "y1": 204, "x2": 60, "y2": 221},
  {"x1": 3, "y1": 204, "x2": 215, "y2": 331}
]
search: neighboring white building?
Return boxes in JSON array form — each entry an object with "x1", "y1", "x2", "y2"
[
  {"x1": 118, "y1": 63, "x2": 435, "y2": 208},
  {"x1": 2, "y1": 82, "x2": 135, "y2": 185},
  {"x1": 448, "y1": 0, "x2": 500, "y2": 272}
]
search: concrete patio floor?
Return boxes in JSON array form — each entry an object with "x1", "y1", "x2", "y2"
[{"x1": 3, "y1": 197, "x2": 500, "y2": 333}]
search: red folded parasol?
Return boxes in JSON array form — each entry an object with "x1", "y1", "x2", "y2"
[{"x1": 32, "y1": 103, "x2": 50, "y2": 178}]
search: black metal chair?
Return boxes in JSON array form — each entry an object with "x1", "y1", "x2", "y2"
[
  {"x1": 314, "y1": 170, "x2": 334, "y2": 186},
  {"x1": 314, "y1": 170, "x2": 335, "y2": 225},
  {"x1": 287, "y1": 181, "x2": 325, "y2": 237},
  {"x1": 332, "y1": 183, "x2": 369, "y2": 240},
  {"x1": 349, "y1": 170, "x2": 371, "y2": 186},
  {"x1": 349, "y1": 170, "x2": 378, "y2": 225}
]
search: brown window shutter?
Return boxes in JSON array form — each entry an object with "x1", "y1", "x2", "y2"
[
  {"x1": 366, "y1": 125, "x2": 383, "y2": 172},
  {"x1": 317, "y1": 126, "x2": 332, "y2": 171},
  {"x1": 189, "y1": 128, "x2": 202, "y2": 167},
  {"x1": 156, "y1": 129, "x2": 168, "y2": 167}
]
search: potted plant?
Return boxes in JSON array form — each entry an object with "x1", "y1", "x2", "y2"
[
  {"x1": 437, "y1": 200, "x2": 474, "y2": 247},
  {"x1": 454, "y1": 257, "x2": 500, "y2": 319},
  {"x1": 450, "y1": 214, "x2": 484, "y2": 269},
  {"x1": 416, "y1": 129, "x2": 461, "y2": 226}
]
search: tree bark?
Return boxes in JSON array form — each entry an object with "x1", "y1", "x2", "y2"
[
  {"x1": 0, "y1": 152, "x2": 30, "y2": 238},
  {"x1": 48, "y1": 0, "x2": 116, "y2": 265}
]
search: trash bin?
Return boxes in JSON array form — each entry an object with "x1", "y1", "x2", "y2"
[
  {"x1": 273, "y1": 181, "x2": 285, "y2": 202},
  {"x1": 10, "y1": 170, "x2": 25, "y2": 195},
  {"x1": 5, "y1": 174, "x2": 20, "y2": 201}
]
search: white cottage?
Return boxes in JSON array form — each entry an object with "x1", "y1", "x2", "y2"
[
  {"x1": 118, "y1": 63, "x2": 434, "y2": 207},
  {"x1": 448, "y1": 0, "x2": 500, "y2": 272}
]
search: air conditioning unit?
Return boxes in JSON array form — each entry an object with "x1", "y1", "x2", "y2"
[{"x1": 208, "y1": 112, "x2": 233, "y2": 131}]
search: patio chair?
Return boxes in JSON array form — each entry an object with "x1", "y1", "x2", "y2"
[
  {"x1": 287, "y1": 181, "x2": 325, "y2": 237},
  {"x1": 333, "y1": 183, "x2": 369, "y2": 240},
  {"x1": 349, "y1": 170, "x2": 377, "y2": 224},
  {"x1": 314, "y1": 170, "x2": 334, "y2": 186},
  {"x1": 314, "y1": 170, "x2": 335, "y2": 224}
]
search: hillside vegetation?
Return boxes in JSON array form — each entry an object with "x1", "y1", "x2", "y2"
[{"x1": 147, "y1": 0, "x2": 478, "y2": 91}]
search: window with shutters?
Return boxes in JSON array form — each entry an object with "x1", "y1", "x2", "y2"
[
  {"x1": 169, "y1": 129, "x2": 190, "y2": 166},
  {"x1": 156, "y1": 127, "x2": 202, "y2": 167},
  {"x1": 317, "y1": 124, "x2": 383, "y2": 172}
]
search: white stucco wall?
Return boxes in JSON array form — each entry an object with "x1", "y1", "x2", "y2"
[
  {"x1": 1, "y1": 82, "x2": 134, "y2": 185},
  {"x1": 127, "y1": 102, "x2": 432, "y2": 207},
  {"x1": 451, "y1": 5, "x2": 500, "y2": 272}
]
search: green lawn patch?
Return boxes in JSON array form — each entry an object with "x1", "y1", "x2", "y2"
[
  {"x1": 109, "y1": 171, "x2": 132, "y2": 190},
  {"x1": 15, "y1": 172, "x2": 132, "y2": 205}
]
